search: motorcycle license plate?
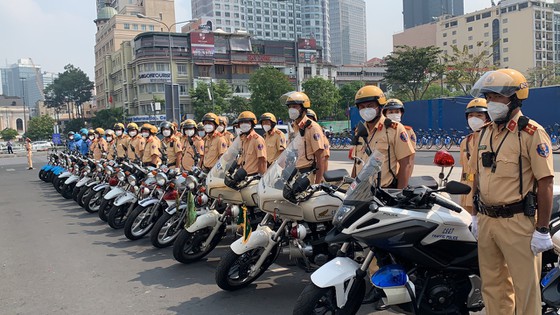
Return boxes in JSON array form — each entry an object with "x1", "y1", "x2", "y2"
[{"x1": 542, "y1": 266, "x2": 560, "y2": 287}]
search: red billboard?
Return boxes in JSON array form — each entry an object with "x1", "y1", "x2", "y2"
[
  {"x1": 191, "y1": 32, "x2": 215, "y2": 57},
  {"x1": 298, "y1": 38, "x2": 317, "y2": 50}
]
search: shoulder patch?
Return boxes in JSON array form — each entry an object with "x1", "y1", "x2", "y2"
[
  {"x1": 537, "y1": 143, "x2": 550, "y2": 158},
  {"x1": 399, "y1": 131, "x2": 409, "y2": 142},
  {"x1": 313, "y1": 133, "x2": 321, "y2": 141},
  {"x1": 257, "y1": 143, "x2": 264, "y2": 150},
  {"x1": 523, "y1": 123, "x2": 537, "y2": 135}
]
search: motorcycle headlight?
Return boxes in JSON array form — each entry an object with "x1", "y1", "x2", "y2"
[
  {"x1": 84, "y1": 166, "x2": 91, "y2": 173},
  {"x1": 117, "y1": 171, "x2": 126, "y2": 182},
  {"x1": 127, "y1": 175, "x2": 137, "y2": 186},
  {"x1": 96, "y1": 165, "x2": 103, "y2": 172},
  {"x1": 332, "y1": 205, "x2": 355, "y2": 227},
  {"x1": 155, "y1": 173, "x2": 168, "y2": 186},
  {"x1": 186, "y1": 175, "x2": 198, "y2": 191}
]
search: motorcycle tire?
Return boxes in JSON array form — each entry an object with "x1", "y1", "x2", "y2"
[
  {"x1": 292, "y1": 280, "x2": 365, "y2": 315},
  {"x1": 150, "y1": 212, "x2": 184, "y2": 248},
  {"x1": 124, "y1": 204, "x2": 158, "y2": 240},
  {"x1": 172, "y1": 225, "x2": 226, "y2": 262},
  {"x1": 55, "y1": 177, "x2": 65, "y2": 194},
  {"x1": 107, "y1": 204, "x2": 129, "y2": 229},
  {"x1": 78, "y1": 186, "x2": 93, "y2": 208},
  {"x1": 53, "y1": 176, "x2": 62, "y2": 193},
  {"x1": 61, "y1": 183, "x2": 75, "y2": 199},
  {"x1": 72, "y1": 185, "x2": 81, "y2": 202},
  {"x1": 215, "y1": 245, "x2": 280, "y2": 291},
  {"x1": 98, "y1": 198, "x2": 113, "y2": 221},
  {"x1": 39, "y1": 169, "x2": 46, "y2": 181},
  {"x1": 84, "y1": 190, "x2": 103, "y2": 213},
  {"x1": 42, "y1": 170, "x2": 51, "y2": 182}
]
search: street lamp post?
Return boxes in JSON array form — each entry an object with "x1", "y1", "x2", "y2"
[
  {"x1": 19, "y1": 77, "x2": 27, "y2": 133},
  {"x1": 137, "y1": 14, "x2": 195, "y2": 123},
  {"x1": 279, "y1": 0, "x2": 300, "y2": 91}
]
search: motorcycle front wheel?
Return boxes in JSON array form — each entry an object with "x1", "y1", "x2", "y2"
[
  {"x1": 84, "y1": 190, "x2": 103, "y2": 213},
  {"x1": 215, "y1": 245, "x2": 280, "y2": 291},
  {"x1": 61, "y1": 183, "x2": 75, "y2": 199},
  {"x1": 98, "y1": 198, "x2": 113, "y2": 221},
  {"x1": 172, "y1": 225, "x2": 226, "y2": 263},
  {"x1": 124, "y1": 204, "x2": 158, "y2": 240},
  {"x1": 77, "y1": 186, "x2": 91, "y2": 207},
  {"x1": 107, "y1": 204, "x2": 129, "y2": 229},
  {"x1": 150, "y1": 212, "x2": 184, "y2": 248},
  {"x1": 293, "y1": 280, "x2": 365, "y2": 315}
]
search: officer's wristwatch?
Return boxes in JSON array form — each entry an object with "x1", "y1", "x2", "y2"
[{"x1": 536, "y1": 226, "x2": 550, "y2": 234}]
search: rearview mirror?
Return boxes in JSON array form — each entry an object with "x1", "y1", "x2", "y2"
[
  {"x1": 356, "y1": 122, "x2": 368, "y2": 138},
  {"x1": 443, "y1": 181, "x2": 471, "y2": 195}
]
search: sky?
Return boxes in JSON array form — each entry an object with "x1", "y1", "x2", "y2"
[{"x1": 0, "y1": 0, "x2": 491, "y2": 89}]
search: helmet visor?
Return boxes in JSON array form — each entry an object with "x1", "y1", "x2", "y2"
[{"x1": 471, "y1": 71, "x2": 519, "y2": 98}]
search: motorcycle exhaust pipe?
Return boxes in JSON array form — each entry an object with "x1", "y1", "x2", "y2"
[{"x1": 282, "y1": 242, "x2": 313, "y2": 260}]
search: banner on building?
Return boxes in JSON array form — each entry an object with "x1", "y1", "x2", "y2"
[
  {"x1": 191, "y1": 32, "x2": 215, "y2": 57},
  {"x1": 137, "y1": 72, "x2": 171, "y2": 84},
  {"x1": 298, "y1": 38, "x2": 317, "y2": 64},
  {"x1": 128, "y1": 115, "x2": 167, "y2": 123}
]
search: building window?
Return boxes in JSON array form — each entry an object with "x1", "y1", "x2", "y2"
[
  {"x1": 484, "y1": 23, "x2": 489, "y2": 27},
  {"x1": 452, "y1": 30, "x2": 456, "y2": 35},
  {"x1": 443, "y1": 41, "x2": 447, "y2": 46},
  {"x1": 16, "y1": 119, "x2": 23, "y2": 131},
  {"x1": 149, "y1": 25, "x2": 154, "y2": 31},
  {"x1": 177, "y1": 64, "x2": 187, "y2": 75},
  {"x1": 468, "y1": 27, "x2": 473, "y2": 31},
  {"x1": 468, "y1": 36, "x2": 473, "y2": 40},
  {"x1": 503, "y1": 28, "x2": 508, "y2": 33},
  {"x1": 466, "y1": 16, "x2": 475, "y2": 23},
  {"x1": 503, "y1": 57, "x2": 509, "y2": 62},
  {"x1": 503, "y1": 38, "x2": 508, "y2": 43},
  {"x1": 452, "y1": 39, "x2": 457, "y2": 44},
  {"x1": 124, "y1": 23, "x2": 130, "y2": 30},
  {"x1": 141, "y1": 24, "x2": 146, "y2": 31},
  {"x1": 503, "y1": 18, "x2": 508, "y2": 23},
  {"x1": 484, "y1": 32, "x2": 489, "y2": 37},
  {"x1": 179, "y1": 85, "x2": 188, "y2": 96},
  {"x1": 503, "y1": 47, "x2": 508, "y2": 52},
  {"x1": 225, "y1": 12, "x2": 230, "y2": 17},
  {"x1": 216, "y1": 11, "x2": 221, "y2": 16},
  {"x1": 133, "y1": 24, "x2": 138, "y2": 30},
  {"x1": 443, "y1": 33, "x2": 447, "y2": 37},
  {"x1": 469, "y1": 45, "x2": 473, "y2": 49}
]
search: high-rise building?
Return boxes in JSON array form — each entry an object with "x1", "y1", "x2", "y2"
[
  {"x1": 93, "y1": 0, "x2": 176, "y2": 109},
  {"x1": 330, "y1": 0, "x2": 366, "y2": 65},
  {"x1": 403, "y1": 0, "x2": 464, "y2": 29},
  {"x1": 42, "y1": 71, "x2": 58, "y2": 89},
  {"x1": 190, "y1": 0, "x2": 331, "y2": 62},
  {"x1": 1, "y1": 58, "x2": 44, "y2": 117}
]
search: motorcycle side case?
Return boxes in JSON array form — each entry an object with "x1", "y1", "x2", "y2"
[
  {"x1": 64, "y1": 175, "x2": 79, "y2": 185},
  {"x1": 230, "y1": 225, "x2": 273, "y2": 255},
  {"x1": 138, "y1": 197, "x2": 159, "y2": 208},
  {"x1": 186, "y1": 210, "x2": 220, "y2": 233},
  {"x1": 310, "y1": 257, "x2": 361, "y2": 308},
  {"x1": 113, "y1": 191, "x2": 137, "y2": 207},
  {"x1": 103, "y1": 186, "x2": 125, "y2": 200}
]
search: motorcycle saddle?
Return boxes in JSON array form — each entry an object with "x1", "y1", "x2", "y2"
[
  {"x1": 323, "y1": 169, "x2": 349, "y2": 183},
  {"x1": 408, "y1": 176, "x2": 438, "y2": 190}
]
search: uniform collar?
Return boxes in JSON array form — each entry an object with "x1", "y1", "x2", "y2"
[
  {"x1": 241, "y1": 129, "x2": 258, "y2": 140},
  {"x1": 366, "y1": 115, "x2": 385, "y2": 133},
  {"x1": 296, "y1": 115, "x2": 311, "y2": 130},
  {"x1": 491, "y1": 110, "x2": 523, "y2": 133}
]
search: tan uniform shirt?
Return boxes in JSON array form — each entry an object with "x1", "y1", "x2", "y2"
[
  {"x1": 25, "y1": 142, "x2": 32, "y2": 155},
  {"x1": 293, "y1": 115, "x2": 326, "y2": 170},
  {"x1": 141, "y1": 136, "x2": 162, "y2": 166},
  {"x1": 223, "y1": 130, "x2": 235, "y2": 147},
  {"x1": 128, "y1": 135, "x2": 146, "y2": 161},
  {"x1": 352, "y1": 116, "x2": 415, "y2": 187},
  {"x1": 91, "y1": 138, "x2": 108, "y2": 161},
  {"x1": 181, "y1": 135, "x2": 205, "y2": 171},
  {"x1": 264, "y1": 128, "x2": 286, "y2": 164},
  {"x1": 107, "y1": 140, "x2": 116, "y2": 160},
  {"x1": 162, "y1": 135, "x2": 183, "y2": 166},
  {"x1": 459, "y1": 132, "x2": 479, "y2": 213},
  {"x1": 239, "y1": 129, "x2": 267, "y2": 175},
  {"x1": 475, "y1": 111, "x2": 554, "y2": 206},
  {"x1": 203, "y1": 132, "x2": 228, "y2": 170},
  {"x1": 115, "y1": 135, "x2": 130, "y2": 159},
  {"x1": 405, "y1": 126, "x2": 417, "y2": 145}
]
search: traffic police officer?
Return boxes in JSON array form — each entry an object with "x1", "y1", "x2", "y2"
[
  {"x1": 218, "y1": 116, "x2": 235, "y2": 146},
  {"x1": 113, "y1": 123, "x2": 130, "y2": 161},
  {"x1": 140, "y1": 123, "x2": 162, "y2": 167},
  {"x1": 237, "y1": 111, "x2": 267, "y2": 175},
  {"x1": 306, "y1": 109, "x2": 331, "y2": 171},
  {"x1": 382, "y1": 98, "x2": 417, "y2": 146},
  {"x1": 197, "y1": 122, "x2": 206, "y2": 138},
  {"x1": 471, "y1": 68, "x2": 554, "y2": 315},
  {"x1": 160, "y1": 121, "x2": 183, "y2": 169},
  {"x1": 285, "y1": 91, "x2": 326, "y2": 184},
  {"x1": 126, "y1": 122, "x2": 145, "y2": 162},
  {"x1": 66, "y1": 131, "x2": 77, "y2": 152},
  {"x1": 91, "y1": 128, "x2": 108, "y2": 161},
  {"x1": 351, "y1": 86, "x2": 415, "y2": 188},
  {"x1": 105, "y1": 129, "x2": 116, "y2": 160},
  {"x1": 259, "y1": 112, "x2": 286, "y2": 166},
  {"x1": 180, "y1": 119, "x2": 204, "y2": 171},
  {"x1": 77, "y1": 128, "x2": 89, "y2": 156},
  {"x1": 201, "y1": 113, "x2": 227, "y2": 171}
]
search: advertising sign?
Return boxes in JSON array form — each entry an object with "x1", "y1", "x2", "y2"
[
  {"x1": 137, "y1": 72, "x2": 171, "y2": 84},
  {"x1": 191, "y1": 32, "x2": 215, "y2": 57},
  {"x1": 127, "y1": 115, "x2": 167, "y2": 123}
]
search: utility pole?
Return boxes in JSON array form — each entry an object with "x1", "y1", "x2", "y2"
[{"x1": 20, "y1": 77, "x2": 27, "y2": 133}]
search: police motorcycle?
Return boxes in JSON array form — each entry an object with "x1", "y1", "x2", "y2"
[
  {"x1": 122, "y1": 165, "x2": 181, "y2": 237},
  {"x1": 292, "y1": 152, "x2": 560, "y2": 315},
  {"x1": 61, "y1": 155, "x2": 90, "y2": 199},
  {"x1": 172, "y1": 137, "x2": 257, "y2": 264},
  {"x1": 150, "y1": 166, "x2": 210, "y2": 248},
  {"x1": 39, "y1": 149, "x2": 62, "y2": 182},
  {"x1": 72, "y1": 157, "x2": 98, "y2": 205},
  {"x1": 83, "y1": 159, "x2": 118, "y2": 214},
  {"x1": 52, "y1": 153, "x2": 73, "y2": 194},
  {"x1": 214, "y1": 134, "x2": 349, "y2": 291}
]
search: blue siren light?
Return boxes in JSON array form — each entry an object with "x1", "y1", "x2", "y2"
[{"x1": 371, "y1": 264, "x2": 408, "y2": 288}]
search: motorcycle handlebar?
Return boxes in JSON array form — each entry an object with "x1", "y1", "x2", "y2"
[{"x1": 431, "y1": 193, "x2": 463, "y2": 213}]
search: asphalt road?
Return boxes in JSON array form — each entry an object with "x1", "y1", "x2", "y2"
[{"x1": 10, "y1": 150, "x2": 554, "y2": 315}]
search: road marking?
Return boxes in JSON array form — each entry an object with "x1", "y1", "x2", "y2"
[
  {"x1": 269, "y1": 264, "x2": 289, "y2": 272},
  {"x1": 6, "y1": 169, "x2": 15, "y2": 172}
]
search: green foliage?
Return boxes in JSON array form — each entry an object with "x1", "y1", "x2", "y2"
[
  {"x1": 302, "y1": 77, "x2": 340, "y2": 120},
  {"x1": 226, "y1": 96, "x2": 252, "y2": 120},
  {"x1": 90, "y1": 108, "x2": 124, "y2": 130},
  {"x1": 64, "y1": 119, "x2": 88, "y2": 134},
  {"x1": 337, "y1": 81, "x2": 364, "y2": 119},
  {"x1": 44, "y1": 64, "x2": 94, "y2": 111},
  {"x1": 384, "y1": 46, "x2": 444, "y2": 101},
  {"x1": 26, "y1": 115, "x2": 55, "y2": 141},
  {"x1": 526, "y1": 64, "x2": 560, "y2": 87},
  {"x1": 248, "y1": 67, "x2": 293, "y2": 119},
  {"x1": 190, "y1": 80, "x2": 233, "y2": 120},
  {"x1": 442, "y1": 43, "x2": 495, "y2": 95},
  {"x1": 1, "y1": 128, "x2": 19, "y2": 141}
]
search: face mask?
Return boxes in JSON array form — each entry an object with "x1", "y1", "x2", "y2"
[
  {"x1": 217, "y1": 126, "x2": 225, "y2": 133},
  {"x1": 263, "y1": 125, "x2": 271, "y2": 132},
  {"x1": 89, "y1": 135, "x2": 94, "y2": 140},
  {"x1": 204, "y1": 124, "x2": 215, "y2": 133},
  {"x1": 162, "y1": 130, "x2": 171, "y2": 137},
  {"x1": 359, "y1": 108, "x2": 377, "y2": 122},
  {"x1": 141, "y1": 132, "x2": 149, "y2": 138},
  {"x1": 115, "y1": 130, "x2": 123, "y2": 136},
  {"x1": 198, "y1": 131, "x2": 206, "y2": 137},
  {"x1": 487, "y1": 101, "x2": 510, "y2": 122},
  {"x1": 386, "y1": 113, "x2": 402, "y2": 123},
  {"x1": 186, "y1": 129, "x2": 195, "y2": 137},
  {"x1": 106, "y1": 136, "x2": 113, "y2": 142},
  {"x1": 129, "y1": 130, "x2": 137, "y2": 137},
  {"x1": 288, "y1": 108, "x2": 300, "y2": 120},
  {"x1": 82, "y1": 135, "x2": 86, "y2": 140},
  {"x1": 467, "y1": 117, "x2": 485, "y2": 131},
  {"x1": 69, "y1": 136, "x2": 74, "y2": 140},
  {"x1": 240, "y1": 123, "x2": 252, "y2": 133}
]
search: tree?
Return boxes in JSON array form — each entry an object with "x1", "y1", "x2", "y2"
[
  {"x1": 1, "y1": 128, "x2": 19, "y2": 141},
  {"x1": 384, "y1": 45, "x2": 444, "y2": 101},
  {"x1": 44, "y1": 64, "x2": 94, "y2": 119},
  {"x1": 526, "y1": 64, "x2": 560, "y2": 87},
  {"x1": 90, "y1": 108, "x2": 124, "y2": 130},
  {"x1": 302, "y1": 77, "x2": 340, "y2": 120},
  {"x1": 248, "y1": 67, "x2": 293, "y2": 119},
  {"x1": 64, "y1": 119, "x2": 88, "y2": 134},
  {"x1": 190, "y1": 80, "x2": 232, "y2": 120},
  {"x1": 225, "y1": 96, "x2": 252, "y2": 120},
  {"x1": 25, "y1": 115, "x2": 55, "y2": 141},
  {"x1": 442, "y1": 43, "x2": 495, "y2": 95},
  {"x1": 337, "y1": 81, "x2": 364, "y2": 120}
]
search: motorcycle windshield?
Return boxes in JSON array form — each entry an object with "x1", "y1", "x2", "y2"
[
  {"x1": 261, "y1": 134, "x2": 303, "y2": 190},
  {"x1": 345, "y1": 151, "x2": 383, "y2": 202},
  {"x1": 206, "y1": 137, "x2": 242, "y2": 183}
]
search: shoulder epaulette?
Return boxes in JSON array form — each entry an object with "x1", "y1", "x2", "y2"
[
  {"x1": 404, "y1": 125, "x2": 412, "y2": 130},
  {"x1": 523, "y1": 123, "x2": 537, "y2": 135},
  {"x1": 274, "y1": 129, "x2": 283, "y2": 135}
]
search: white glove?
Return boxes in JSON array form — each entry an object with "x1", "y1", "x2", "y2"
[
  {"x1": 470, "y1": 215, "x2": 478, "y2": 240},
  {"x1": 531, "y1": 230, "x2": 553, "y2": 256},
  {"x1": 174, "y1": 168, "x2": 181, "y2": 173}
]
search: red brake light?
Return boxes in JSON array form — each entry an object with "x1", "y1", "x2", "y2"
[
  {"x1": 433, "y1": 150, "x2": 455, "y2": 167},
  {"x1": 108, "y1": 177, "x2": 119, "y2": 186},
  {"x1": 348, "y1": 147, "x2": 354, "y2": 160}
]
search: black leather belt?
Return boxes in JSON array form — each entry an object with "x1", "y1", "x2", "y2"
[{"x1": 479, "y1": 200, "x2": 524, "y2": 218}]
